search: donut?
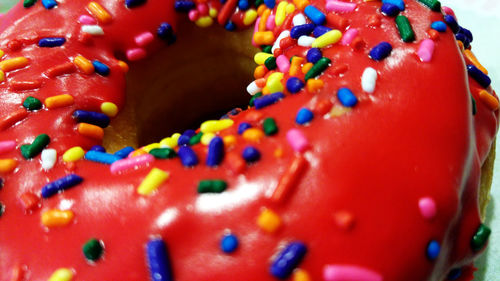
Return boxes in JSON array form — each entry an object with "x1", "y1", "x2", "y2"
[{"x1": 0, "y1": 0, "x2": 498, "y2": 280}]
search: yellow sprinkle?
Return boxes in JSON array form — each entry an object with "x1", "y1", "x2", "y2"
[
  {"x1": 88, "y1": 2, "x2": 112, "y2": 24},
  {"x1": 201, "y1": 132, "x2": 216, "y2": 145},
  {"x1": 254, "y1": 52, "x2": 274, "y2": 65},
  {"x1": 74, "y1": 55, "x2": 94, "y2": 75},
  {"x1": 195, "y1": 16, "x2": 214, "y2": 28},
  {"x1": 266, "y1": 72, "x2": 284, "y2": 93},
  {"x1": 257, "y1": 208, "x2": 281, "y2": 233},
  {"x1": 0, "y1": 49, "x2": 4, "y2": 58},
  {"x1": 243, "y1": 9, "x2": 258, "y2": 26},
  {"x1": 48, "y1": 268, "x2": 74, "y2": 281},
  {"x1": 253, "y1": 31, "x2": 275, "y2": 45},
  {"x1": 0, "y1": 70, "x2": 4, "y2": 83},
  {"x1": 41, "y1": 209, "x2": 74, "y2": 227},
  {"x1": 306, "y1": 78, "x2": 324, "y2": 93},
  {"x1": 209, "y1": 8, "x2": 218, "y2": 18},
  {"x1": 160, "y1": 138, "x2": 176, "y2": 148},
  {"x1": 293, "y1": 0, "x2": 310, "y2": 10},
  {"x1": 62, "y1": 147, "x2": 85, "y2": 163},
  {"x1": 312, "y1": 30, "x2": 342, "y2": 48},
  {"x1": 262, "y1": 86, "x2": 271, "y2": 95},
  {"x1": 293, "y1": 269, "x2": 311, "y2": 281},
  {"x1": 137, "y1": 168, "x2": 169, "y2": 196},
  {"x1": 200, "y1": 119, "x2": 234, "y2": 133},
  {"x1": 45, "y1": 94, "x2": 74, "y2": 109},
  {"x1": 0, "y1": 57, "x2": 29, "y2": 72},
  {"x1": 242, "y1": 128, "x2": 264, "y2": 143},
  {"x1": 101, "y1": 102, "x2": 118, "y2": 117},
  {"x1": 117, "y1": 60, "x2": 129, "y2": 73},
  {"x1": 0, "y1": 159, "x2": 17, "y2": 174},
  {"x1": 302, "y1": 62, "x2": 313, "y2": 74},
  {"x1": 223, "y1": 135, "x2": 237, "y2": 147},
  {"x1": 330, "y1": 104, "x2": 352, "y2": 117},
  {"x1": 130, "y1": 148, "x2": 147, "y2": 158},
  {"x1": 285, "y1": 3, "x2": 296, "y2": 14},
  {"x1": 142, "y1": 143, "x2": 160, "y2": 152},
  {"x1": 275, "y1": 1, "x2": 288, "y2": 26}
]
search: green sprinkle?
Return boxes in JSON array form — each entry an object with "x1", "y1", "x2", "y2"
[
  {"x1": 189, "y1": 132, "x2": 203, "y2": 146},
  {"x1": 249, "y1": 92, "x2": 263, "y2": 107},
  {"x1": 265, "y1": 57, "x2": 277, "y2": 70},
  {"x1": 20, "y1": 134, "x2": 50, "y2": 159},
  {"x1": 417, "y1": 0, "x2": 441, "y2": 11},
  {"x1": 471, "y1": 95, "x2": 477, "y2": 115},
  {"x1": 23, "y1": 96, "x2": 42, "y2": 111},
  {"x1": 395, "y1": 15, "x2": 415, "y2": 43},
  {"x1": 198, "y1": 180, "x2": 227, "y2": 193},
  {"x1": 23, "y1": 0, "x2": 37, "y2": 8},
  {"x1": 83, "y1": 238, "x2": 104, "y2": 261},
  {"x1": 263, "y1": 117, "x2": 278, "y2": 136},
  {"x1": 262, "y1": 45, "x2": 273, "y2": 54},
  {"x1": 149, "y1": 148, "x2": 177, "y2": 159},
  {"x1": 255, "y1": 0, "x2": 264, "y2": 8},
  {"x1": 305, "y1": 57, "x2": 331, "y2": 81},
  {"x1": 0, "y1": 202, "x2": 4, "y2": 217},
  {"x1": 471, "y1": 223, "x2": 491, "y2": 252}
]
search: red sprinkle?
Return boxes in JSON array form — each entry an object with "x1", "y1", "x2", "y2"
[
  {"x1": 226, "y1": 151, "x2": 245, "y2": 174},
  {"x1": 217, "y1": 0, "x2": 237, "y2": 25},
  {"x1": 326, "y1": 13, "x2": 349, "y2": 31},
  {"x1": 9, "y1": 80, "x2": 42, "y2": 91},
  {"x1": 314, "y1": 99, "x2": 333, "y2": 115},
  {"x1": 19, "y1": 192, "x2": 40, "y2": 212},
  {"x1": 333, "y1": 211, "x2": 355, "y2": 231},
  {"x1": 271, "y1": 155, "x2": 308, "y2": 202},
  {"x1": 46, "y1": 62, "x2": 77, "y2": 78},
  {"x1": 0, "y1": 108, "x2": 28, "y2": 131}
]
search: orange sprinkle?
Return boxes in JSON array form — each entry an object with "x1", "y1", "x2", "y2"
[
  {"x1": 479, "y1": 90, "x2": 499, "y2": 110},
  {"x1": 302, "y1": 62, "x2": 313, "y2": 74},
  {"x1": 78, "y1": 123, "x2": 104, "y2": 140},
  {"x1": 464, "y1": 50, "x2": 488, "y2": 75},
  {"x1": 456, "y1": 40, "x2": 464, "y2": 51},
  {"x1": 223, "y1": 135, "x2": 237, "y2": 147},
  {"x1": 427, "y1": 29, "x2": 439, "y2": 40},
  {"x1": 0, "y1": 108, "x2": 28, "y2": 131},
  {"x1": 253, "y1": 31, "x2": 275, "y2": 45},
  {"x1": 255, "y1": 77, "x2": 267, "y2": 88},
  {"x1": 0, "y1": 158, "x2": 17, "y2": 174},
  {"x1": 45, "y1": 62, "x2": 76, "y2": 78},
  {"x1": 257, "y1": 5, "x2": 267, "y2": 16},
  {"x1": 245, "y1": 111, "x2": 263, "y2": 122},
  {"x1": 306, "y1": 79, "x2": 324, "y2": 93},
  {"x1": 257, "y1": 208, "x2": 281, "y2": 233},
  {"x1": 259, "y1": 9, "x2": 271, "y2": 31},
  {"x1": 293, "y1": 0, "x2": 310, "y2": 10},
  {"x1": 130, "y1": 148, "x2": 147, "y2": 158},
  {"x1": 242, "y1": 128, "x2": 265, "y2": 143},
  {"x1": 41, "y1": 209, "x2": 74, "y2": 227},
  {"x1": 88, "y1": 2, "x2": 112, "y2": 24},
  {"x1": 117, "y1": 60, "x2": 129, "y2": 73},
  {"x1": 262, "y1": 86, "x2": 271, "y2": 95},
  {"x1": 45, "y1": 94, "x2": 74, "y2": 109},
  {"x1": 0, "y1": 57, "x2": 29, "y2": 72},
  {"x1": 289, "y1": 56, "x2": 305, "y2": 77},
  {"x1": 274, "y1": 147, "x2": 284, "y2": 158},
  {"x1": 74, "y1": 55, "x2": 94, "y2": 75},
  {"x1": 254, "y1": 65, "x2": 267, "y2": 79}
]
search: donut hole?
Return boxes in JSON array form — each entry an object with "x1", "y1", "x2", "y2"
[{"x1": 103, "y1": 21, "x2": 257, "y2": 151}]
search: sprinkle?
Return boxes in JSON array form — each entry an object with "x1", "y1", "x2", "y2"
[
  {"x1": 381, "y1": 0, "x2": 405, "y2": 11},
  {"x1": 41, "y1": 174, "x2": 83, "y2": 198},
  {"x1": 63, "y1": 147, "x2": 85, "y2": 163},
  {"x1": 24, "y1": 0, "x2": 37, "y2": 8},
  {"x1": 286, "y1": 77, "x2": 305, "y2": 94},
  {"x1": 0, "y1": 57, "x2": 29, "y2": 72},
  {"x1": 293, "y1": 269, "x2": 311, "y2": 281},
  {"x1": 41, "y1": 0, "x2": 57, "y2": 9},
  {"x1": 217, "y1": 0, "x2": 237, "y2": 25},
  {"x1": 146, "y1": 238, "x2": 174, "y2": 281},
  {"x1": 417, "y1": 0, "x2": 441, "y2": 11},
  {"x1": 304, "y1": 5, "x2": 325, "y2": 25},
  {"x1": 467, "y1": 65, "x2": 491, "y2": 88},
  {"x1": 38, "y1": 37, "x2": 65, "y2": 47},
  {"x1": 325, "y1": 0, "x2": 357, "y2": 13},
  {"x1": 286, "y1": 129, "x2": 309, "y2": 153},
  {"x1": 471, "y1": 223, "x2": 491, "y2": 252},
  {"x1": 81, "y1": 25, "x2": 104, "y2": 36},
  {"x1": 295, "y1": 108, "x2": 314, "y2": 125},
  {"x1": 290, "y1": 24, "x2": 315, "y2": 39},
  {"x1": 254, "y1": 92, "x2": 285, "y2": 109},
  {"x1": 90, "y1": 145, "x2": 106, "y2": 152},
  {"x1": 175, "y1": 0, "x2": 195, "y2": 12},
  {"x1": 272, "y1": 30, "x2": 291, "y2": 53},
  {"x1": 326, "y1": 13, "x2": 349, "y2": 30},
  {"x1": 333, "y1": 210, "x2": 355, "y2": 230},
  {"x1": 257, "y1": 208, "x2": 281, "y2": 232},
  {"x1": 381, "y1": 3, "x2": 400, "y2": 16},
  {"x1": 221, "y1": 233, "x2": 239, "y2": 253},
  {"x1": 0, "y1": 109, "x2": 28, "y2": 131},
  {"x1": 41, "y1": 209, "x2": 75, "y2": 227},
  {"x1": 73, "y1": 110, "x2": 110, "y2": 128},
  {"x1": 340, "y1": 28, "x2": 358, "y2": 46},
  {"x1": 293, "y1": 13, "x2": 306, "y2": 26},
  {"x1": 298, "y1": 35, "x2": 315, "y2": 47},
  {"x1": 114, "y1": 146, "x2": 135, "y2": 158},
  {"x1": 134, "y1": 31, "x2": 154, "y2": 47},
  {"x1": 206, "y1": 136, "x2": 224, "y2": 167},
  {"x1": 312, "y1": 30, "x2": 342, "y2": 48},
  {"x1": 20, "y1": 134, "x2": 50, "y2": 159},
  {"x1": 79, "y1": 15, "x2": 97, "y2": 25},
  {"x1": 137, "y1": 168, "x2": 169, "y2": 195},
  {"x1": 101, "y1": 102, "x2": 118, "y2": 117},
  {"x1": 431, "y1": 21, "x2": 447, "y2": 32},
  {"x1": 395, "y1": 15, "x2": 415, "y2": 42},
  {"x1": 264, "y1": 0, "x2": 276, "y2": 8},
  {"x1": 479, "y1": 90, "x2": 499, "y2": 110},
  {"x1": 91, "y1": 61, "x2": 110, "y2": 76},
  {"x1": 276, "y1": 55, "x2": 290, "y2": 73},
  {"x1": 83, "y1": 238, "x2": 104, "y2": 262},
  {"x1": 85, "y1": 150, "x2": 121, "y2": 164},
  {"x1": 87, "y1": 2, "x2": 112, "y2": 24},
  {"x1": 47, "y1": 268, "x2": 74, "y2": 281},
  {"x1": 125, "y1": 0, "x2": 147, "y2": 8},
  {"x1": 447, "y1": 269, "x2": 462, "y2": 280},
  {"x1": 126, "y1": 48, "x2": 147, "y2": 61},
  {"x1": 110, "y1": 153, "x2": 155, "y2": 174},
  {"x1": 266, "y1": 72, "x2": 285, "y2": 93},
  {"x1": 19, "y1": 192, "x2": 40, "y2": 211},
  {"x1": 9, "y1": 80, "x2": 42, "y2": 91},
  {"x1": 242, "y1": 146, "x2": 261, "y2": 163},
  {"x1": 74, "y1": 55, "x2": 94, "y2": 74},
  {"x1": 78, "y1": 123, "x2": 104, "y2": 140},
  {"x1": 0, "y1": 140, "x2": 16, "y2": 155},
  {"x1": 200, "y1": 119, "x2": 234, "y2": 133},
  {"x1": 41, "y1": 149, "x2": 57, "y2": 170},
  {"x1": 272, "y1": 155, "x2": 307, "y2": 202},
  {"x1": 264, "y1": 57, "x2": 277, "y2": 70},
  {"x1": 46, "y1": 62, "x2": 77, "y2": 78},
  {"x1": 270, "y1": 241, "x2": 307, "y2": 279},
  {"x1": 444, "y1": 15, "x2": 459, "y2": 33},
  {"x1": 157, "y1": 23, "x2": 176, "y2": 44},
  {"x1": 464, "y1": 50, "x2": 488, "y2": 74},
  {"x1": 275, "y1": 1, "x2": 288, "y2": 25},
  {"x1": 254, "y1": 31, "x2": 275, "y2": 45},
  {"x1": 314, "y1": 99, "x2": 333, "y2": 115},
  {"x1": 361, "y1": 67, "x2": 378, "y2": 94},
  {"x1": 243, "y1": 9, "x2": 258, "y2": 26},
  {"x1": 417, "y1": 39, "x2": 435, "y2": 62},
  {"x1": 0, "y1": 71, "x2": 4, "y2": 82},
  {"x1": 305, "y1": 57, "x2": 331, "y2": 81},
  {"x1": 254, "y1": 52, "x2": 274, "y2": 65},
  {"x1": 418, "y1": 197, "x2": 437, "y2": 219},
  {"x1": 337, "y1": 87, "x2": 358, "y2": 107},
  {"x1": 0, "y1": 159, "x2": 17, "y2": 173},
  {"x1": 369, "y1": 42, "x2": 392, "y2": 61},
  {"x1": 23, "y1": 96, "x2": 42, "y2": 111},
  {"x1": 197, "y1": 179, "x2": 227, "y2": 193},
  {"x1": 149, "y1": 148, "x2": 177, "y2": 159},
  {"x1": 178, "y1": 146, "x2": 198, "y2": 167},
  {"x1": 426, "y1": 240, "x2": 440, "y2": 260},
  {"x1": 306, "y1": 48, "x2": 322, "y2": 63},
  {"x1": 242, "y1": 128, "x2": 265, "y2": 143},
  {"x1": 45, "y1": 94, "x2": 75, "y2": 109},
  {"x1": 323, "y1": 265, "x2": 383, "y2": 281},
  {"x1": 238, "y1": 122, "x2": 252, "y2": 134}
]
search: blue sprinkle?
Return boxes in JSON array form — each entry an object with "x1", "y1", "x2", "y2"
[
  {"x1": 38, "y1": 37, "x2": 65, "y2": 47},
  {"x1": 264, "y1": 0, "x2": 275, "y2": 9},
  {"x1": 114, "y1": 146, "x2": 135, "y2": 158},
  {"x1": 177, "y1": 135, "x2": 191, "y2": 146},
  {"x1": 85, "y1": 150, "x2": 121, "y2": 164},
  {"x1": 290, "y1": 24, "x2": 315, "y2": 39},
  {"x1": 313, "y1": 26, "x2": 331, "y2": 37},
  {"x1": 270, "y1": 241, "x2": 307, "y2": 279},
  {"x1": 254, "y1": 92, "x2": 285, "y2": 109},
  {"x1": 455, "y1": 33, "x2": 470, "y2": 49},
  {"x1": 174, "y1": 0, "x2": 195, "y2": 12},
  {"x1": 304, "y1": 5, "x2": 326, "y2": 25},
  {"x1": 381, "y1": 0, "x2": 405, "y2": 11},
  {"x1": 92, "y1": 61, "x2": 111, "y2": 76},
  {"x1": 157, "y1": 23, "x2": 176, "y2": 44},
  {"x1": 41, "y1": 0, "x2": 57, "y2": 9},
  {"x1": 146, "y1": 239, "x2": 173, "y2": 281},
  {"x1": 306, "y1": 48, "x2": 322, "y2": 63},
  {"x1": 90, "y1": 145, "x2": 106, "y2": 152},
  {"x1": 431, "y1": 21, "x2": 447, "y2": 32},
  {"x1": 295, "y1": 108, "x2": 314, "y2": 125},
  {"x1": 178, "y1": 146, "x2": 198, "y2": 167},
  {"x1": 444, "y1": 15, "x2": 459, "y2": 33},
  {"x1": 286, "y1": 77, "x2": 304, "y2": 94},
  {"x1": 242, "y1": 146, "x2": 260, "y2": 163},
  {"x1": 426, "y1": 240, "x2": 441, "y2": 260},
  {"x1": 459, "y1": 27, "x2": 473, "y2": 42},
  {"x1": 238, "y1": 0, "x2": 250, "y2": 10},
  {"x1": 225, "y1": 21, "x2": 237, "y2": 31},
  {"x1": 381, "y1": 3, "x2": 400, "y2": 16},
  {"x1": 337, "y1": 88, "x2": 358, "y2": 107},
  {"x1": 447, "y1": 268, "x2": 462, "y2": 280},
  {"x1": 72, "y1": 110, "x2": 110, "y2": 128},
  {"x1": 125, "y1": 0, "x2": 147, "y2": 8},
  {"x1": 41, "y1": 174, "x2": 83, "y2": 198},
  {"x1": 206, "y1": 136, "x2": 224, "y2": 167},
  {"x1": 467, "y1": 65, "x2": 491, "y2": 88},
  {"x1": 183, "y1": 129, "x2": 196, "y2": 138},
  {"x1": 221, "y1": 233, "x2": 239, "y2": 253},
  {"x1": 369, "y1": 41, "x2": 392, "y2": 61},
  {"x1": 238, "y1": 122, "x2": 252, "y2": 134}
]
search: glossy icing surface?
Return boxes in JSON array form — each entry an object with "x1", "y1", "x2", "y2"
[{"x1": 0, "y1": 0, "x2": 498, "y2": 280}]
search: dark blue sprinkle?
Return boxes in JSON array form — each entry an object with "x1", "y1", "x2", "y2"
[
  {"x1": 41, "y1": 0, "x2": 57, "y2": 9},
  {"x1": 178, "y1": 146, "x2": 198, "y2": 167},
  {"x1": 177, "y1": 135, "x2": 191, "y2": 146},
  {"x1": 72, "y1": 110, "x2": 110, "y2": 128},
  {"x1": 295, "y1": 108, "x2": 314, "y2": 125},
  {"x1": 264, "y1": 0, "x2": 275, "y2": 9},
  {"x1": 0, "y1": 178, "x2": 3, "y2": 189},
  {"x1": 467, "y1": 65, "x2": 491, "y2": 88},
  {"x1": 369, "y1": 42, "x2": 392, "y2": 61},
  {"x1": 426, "y1": 240, "x2": 441, "y2": 260},
  {"x1": 237, "y1": 122, "x2": 252, "y2": 134},
  {"x1": 270, "y1": 241, "x2": 307, "y2": 279},
  {"x1": 238, "y1": 0, "x2": 250, "y2": 10},
  {"x1": 381, "y1": 3, "x2": 400, "y2": 17},
  {"x1": 254, "y1": 92, "x2": 285, "y2": 109},
  {"x1": 157, "y1": 23, "x2": 176, "y2": 44},
  {"x1": 41, "y1": 174, "x2": 83, "y2": 198},
  {"x1": 114, "y1": 146, "x2": 135, "y2": 158},
  {"x1": 125, "y1": 0, "x2": 147, "y2": 8},
  {"x1": 447, "y1": 268, "x2": 462, "y2": 280},
  {"x1": 183, "y1": 129, "x2": 196, "y2": 138},
  {"x1": 225, "y1": 21, "x2": 237, "y2": 31},
  {"x1": 431, "y1": 21, "x2": 447, "y2": 32},
  {"x1": 92, "y1": 61, "x2": 111, "y2": 76},
  {"x1": 221, "y1": 234, "x2": 239, "y2": 253},
  {"x1": 306, "y1": 48, "x2": 322, "y2": 63},
  {"x1": 146, "y1": 239, "x2": 173, "y2": 281},
  {"x1": 206, "y1": 136, "x2": 224, "y2": 167},
  {"x1": 228, "y1": 108, "x2": 242, "y2": 116},
  {"x1": 90, "y1": 145, "x2": 106, "y2": 152},
  {"x1": 304, "y1": 5, "x2": 326, "y2": 25},
  {"x1": 38, "y1": 37, "x2": 66, "y2": 47},
  {"x1": 337, "y1": 88, "x2": 358, "y2": 107},
  {"x1": 286, "y1": 77, "x2": 304, "y2": 94},
  {"x1": 455, "y1": 33, "x2": 470, "y2": 49},
  {"x1": 313, "y1": 26, "x2": 331, "y2": 37},
  {"x1": 242, "y1": 146, "x2": 260, "y2": 163},
  {"x1": 444, "y1": 15, "x2": 459, "y2": 33},
  {"x1": 460, "y1": 27, "x2": 473, "y2": 43},
  {"x1": 381, "y1": 0, "x2": 404, "y2": 11},
  {"x1": 220, "y1": 0, "x2": 227, "y2": 4},
  {"x1": 85, "y1": 150, "x2": 121, "y2": 164},
  {"x1": 290, "y1": 24, "x2": 315, "y2": 39},
  {"x1": 174, "y1": 0, "x2": 195, "y2": 12}
]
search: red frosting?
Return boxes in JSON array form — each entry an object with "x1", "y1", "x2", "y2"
[{"x1": 0, "y1": 0, "x2": 498, "y2": 280}]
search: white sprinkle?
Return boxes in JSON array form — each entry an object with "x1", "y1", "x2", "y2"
[
  {"x1": 81, "y1": 25, "x2": 104, "y2": 36},
  {"x1": 246, "y1": 81, "x2": 262, "y2": 96},
  {"x1": 361, "y1": 67, "x2": 378, "y2": 94},
  {"x1": 271, "y1": 30, "x2": 290, "y2": 54},
  {"x1": 293, "y1": 13, "x2": 307, "y2": 26},
  {"x1": 41, "y1": 149, "x2": 57, "y2": 170},
  {"x1": 298, "y1": 36, "x2": 315, "y2": 47}
]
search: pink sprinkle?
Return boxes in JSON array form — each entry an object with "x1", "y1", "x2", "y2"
[
  {"x1": 286, "y1": 129, "x2": 309, "y2": 153},
  {"x1": 110, "y1": 153, "x2": 155, "y2": 174},
  {"x1": 323, "y1": 265, "x2": 383, "y2": 281},
  {"x1": 340, "y1": 28, "x2": 358, "y2": 46},
  {"x1": 326, "y1": 0, "x2": 357, "y2": 13},
  {"x1": 78, "y1": 15, "x2": 97, "y2": 25},
  {"x1": 197, "y1": 3, "x2": 209, "y2": 16},
  {"x1": 189, "y1": 10, "x2": 200, "y2": 21},
  {"x1": 276, "y1": 55, "x2": 290, "y2": 73},
  {"x1": 0, "y1": 140, "x2": 16, "y2": 155},
  {"x1": 417, "y1": 39, "x2": 435, "y2": 62},
  {"x1": 126, "y1": 48, "x2": 147, "y2": 61},
  {"x1": 442, "y1": 6, "x2": 456, "y2": 18},
  {"x1": 418, "y1": 197, "x2": 437, "y2": 219},
  {"x1": 135, "y1": 32, "x2": 154, "y2": 47},
  {"x1": 266, "y1": 15, "x2": 276, "y2": 30},
  {"x1": 252, "y1": 18, "x2": 260, "y2": 47}
]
